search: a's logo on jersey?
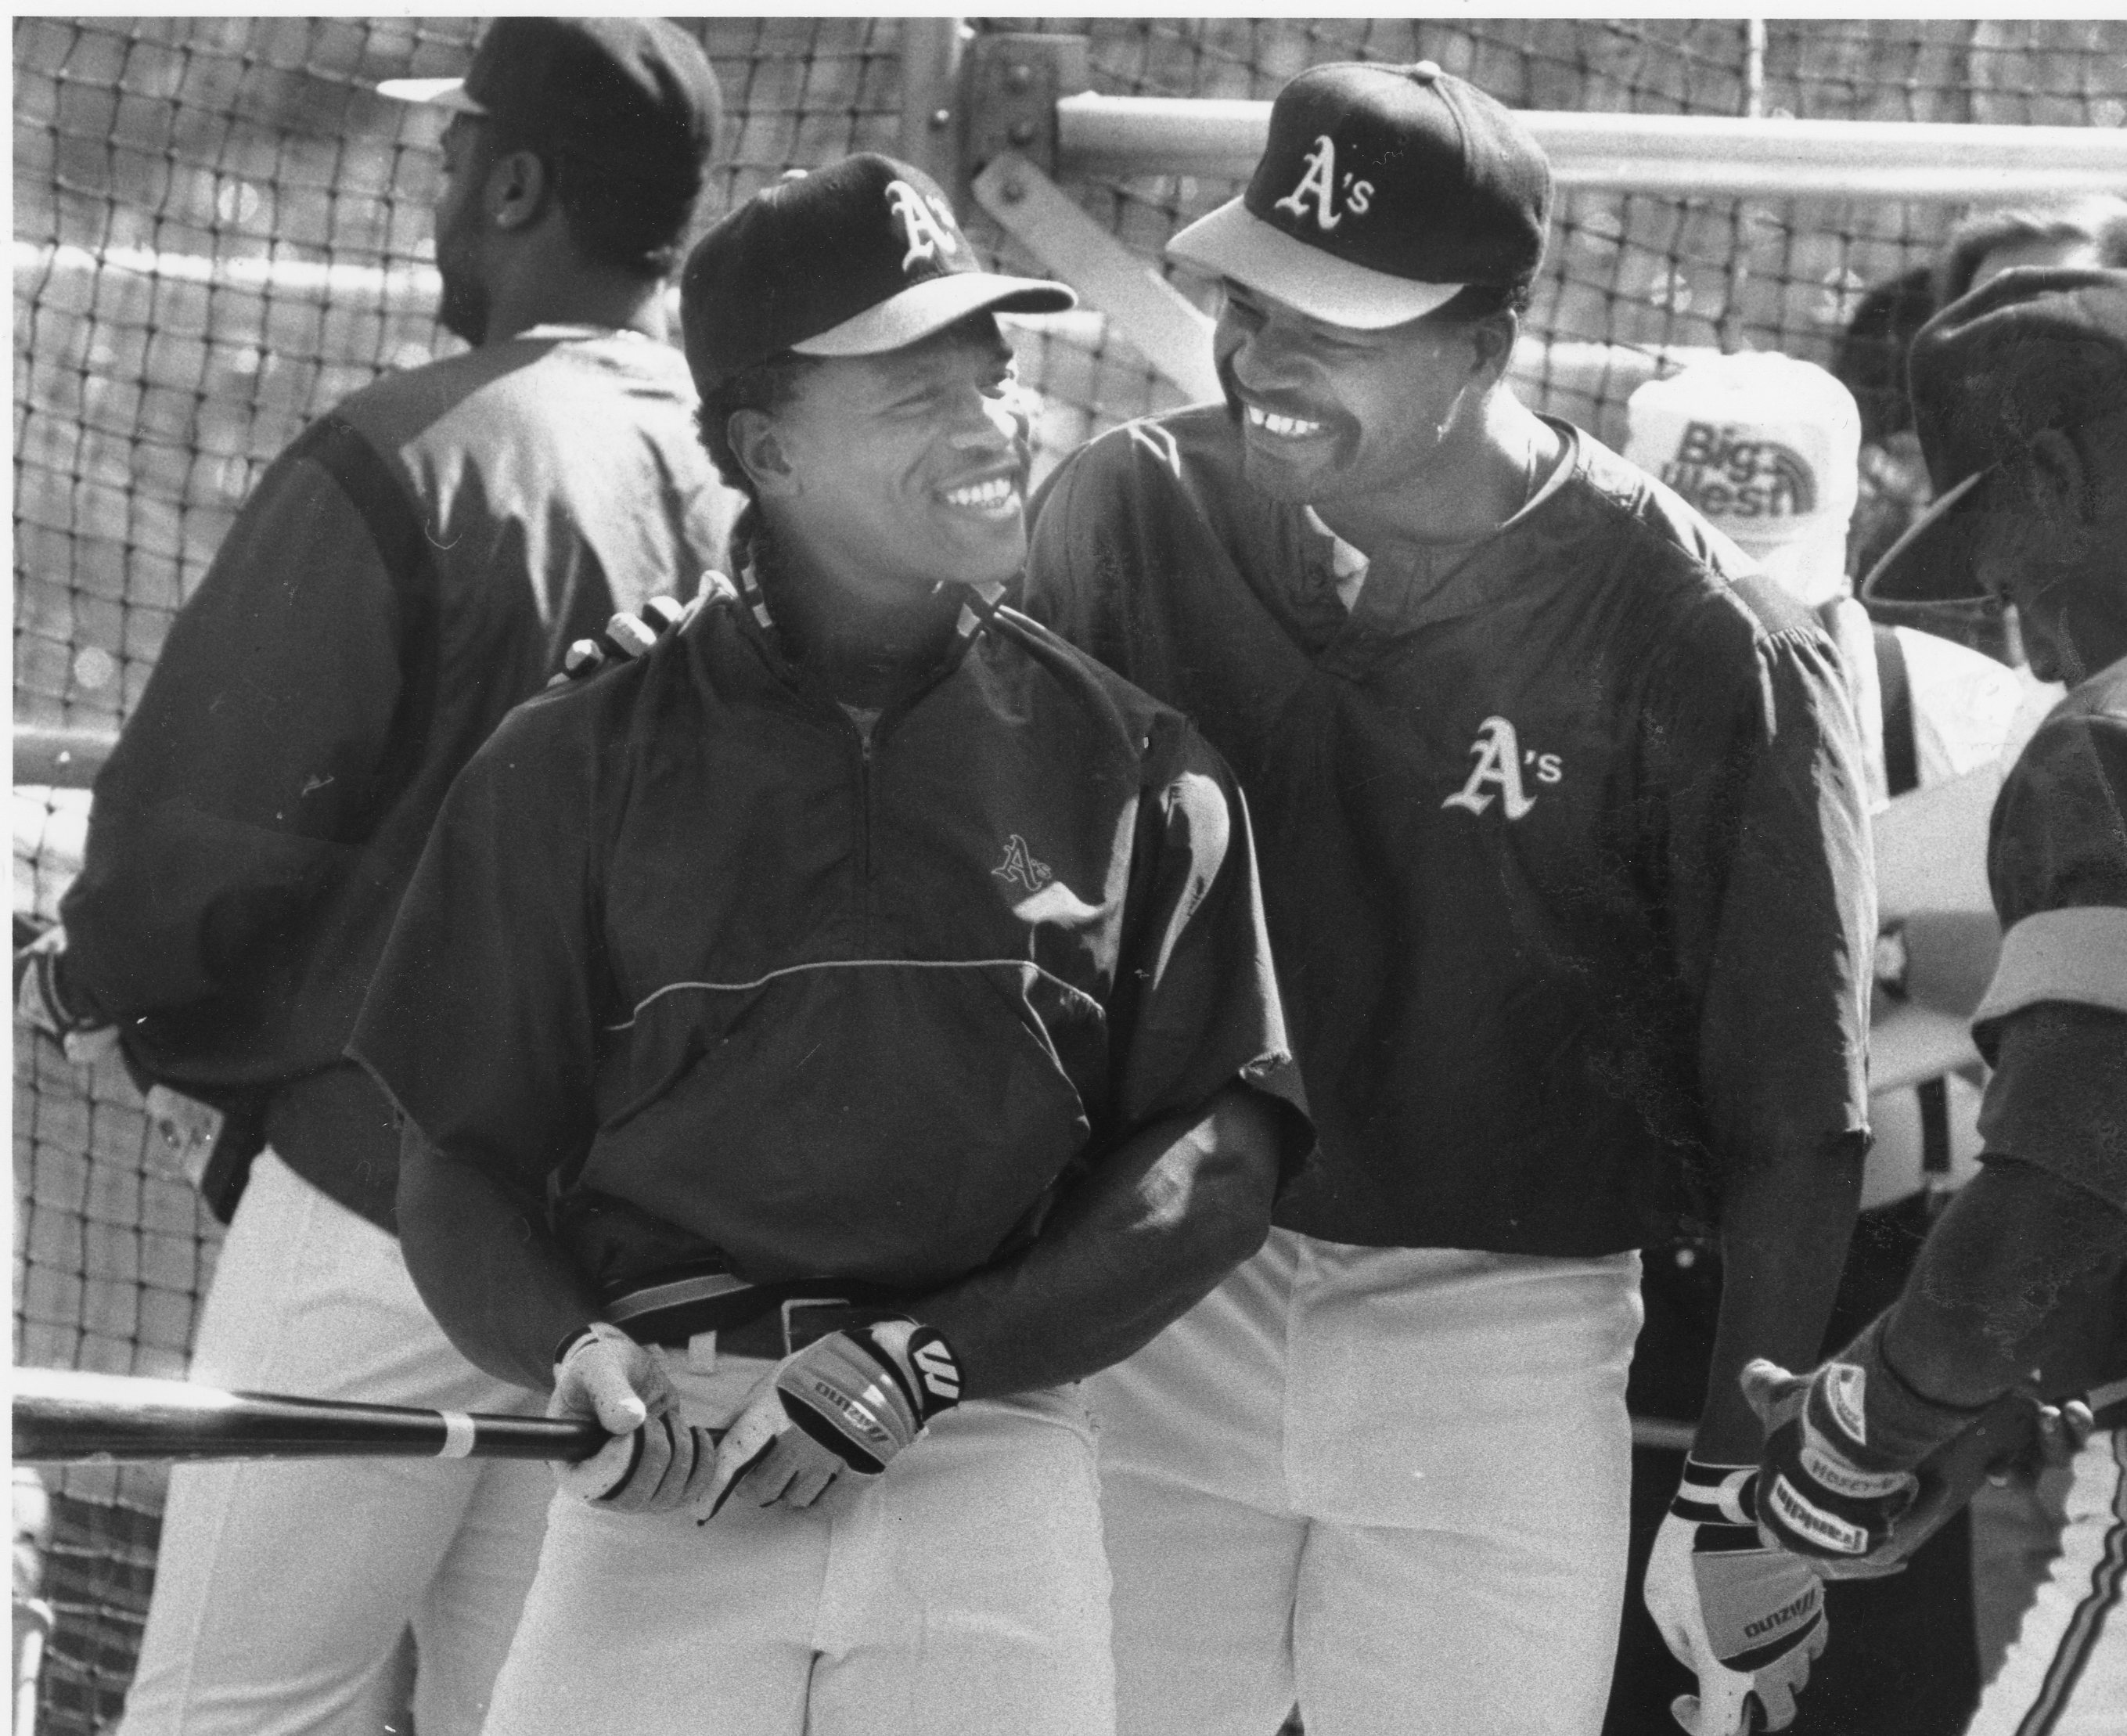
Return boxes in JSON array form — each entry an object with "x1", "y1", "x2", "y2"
[
  {"x1": 885, "y1": 179, "x2": 961, "y2": 274},
  {"x1": 1661, "y1": 421, "x2": 1818, "y2": 523},
  {"x1": 1272, "y1": 135, "x2": 1373, "y2": 232},
  {"x1": 1442, "y1": 716, "x2": 1562, "y2": 820},
  {"x1": 992, "y1": 834, "x2": 1054, "y2": 894}
]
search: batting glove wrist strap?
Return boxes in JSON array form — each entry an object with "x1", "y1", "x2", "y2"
[
  {"x1": 1757, "y1": 1316, "x2": 1984, "y2": 1563},
  {"x1": 775, "y1": 1318, "x2": 962, "y2": 1478},
  {"x1": 551, "y1": 1321, "x2": 608, "y2": 1372},
  {"x1": 1670, "y1": 1457, "x2": 1759, "y2": 1534}
]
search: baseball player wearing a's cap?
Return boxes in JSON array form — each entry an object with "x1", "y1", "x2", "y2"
[
  {"x1": 1613, "y1": 355, "x2": 2026, "y2": 1736},
  {"x1": 351, "y1": 153, "x2": 1308, "y2": 1736},
  {"x1": 1748, "y1": 266, "x2": 2127, "y2": 1736},
  {"x1": 13, "y1": 20, "x2": 734, "y2": 1734},
  {"x1": 1020, "y1": 63, "x2": 1874, "y2": 1736}
]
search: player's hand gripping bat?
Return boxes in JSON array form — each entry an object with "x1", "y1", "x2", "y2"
[{"x1": 12, "y1": 1367, "x2": 609, "y2": 1465}]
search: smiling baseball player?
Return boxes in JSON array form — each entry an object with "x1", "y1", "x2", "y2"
[
  {"x1": 1020, "y1": 62, "x2": 1874, "y2": 1736},
  {"x1": 350, "y1": 153, "x2": 1305, "y2": 1736}
]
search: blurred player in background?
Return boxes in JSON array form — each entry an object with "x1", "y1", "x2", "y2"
[
  {"x1": 352, "y1": 153, "x2": 1305, "y2": 1736},
  {"x1": 1836, "y1": 264, "x2": 1942, "y2": 592},
  {"x1": 14, "y1": 19, "x2": 731, "y2": 1734},
  {"x1": 1022, "y1": 62, "x2": 1873, "y2": 1736},
  {"x1": 1750, "y1": 265, "x2": 2127, "y2": 1736},
  {"x1": 1839, "y1": 196, "x2": 2127, "y2": 660},
  {"x1": 1934, "y1": 194, "x2": 2127, "y2": 310},
  {"x1": 1611, "y1": 353, "x2": 2025, "y2": 1736}
]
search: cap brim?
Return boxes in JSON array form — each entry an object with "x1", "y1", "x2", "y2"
[
  {"x1": 375, "y1": 77, "x2": 487, "y2": 115},
  {"x1": 1167, "y1": 199, "x2": 1464, "y2": 330},
  {"x1": 1859, "y1": 469, "x2": 1992, "y2": 607},
  {"x1": 790, "y1": 272, "x2": 1076, "y2": 359}
]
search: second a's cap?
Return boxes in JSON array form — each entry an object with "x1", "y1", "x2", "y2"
[
  {"x1": 1168, "y1": 61, "x2": 1552, "y2": 330},
  {"x1": 681, "y1": 153, "x2": 1074, "y2": 397}
]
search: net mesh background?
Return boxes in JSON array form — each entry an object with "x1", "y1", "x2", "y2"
[{"x1": 13, "y1": 16, "x2": 2126, "y2": 1731}]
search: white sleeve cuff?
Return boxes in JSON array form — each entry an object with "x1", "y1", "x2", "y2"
[{"x1": 1974, "y1": 906, "x2": 2127, "y2": 1028}]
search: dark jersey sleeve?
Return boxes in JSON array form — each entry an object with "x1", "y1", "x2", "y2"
[
  {"x1": 1107, "y1": 711, "x2": 1310, "y2": 1171},
  {"x1": 58, "y1": 426, "x2": 409, "y2": 1017},
  {"x1": 348, "y1": 695, "x2": 609, "y2": 1207},
  {"x1": 1971, "y1": 687, "x2": 2127, "y2": 1211},
  {"x1": 1654, "y1": 613, "x2": 1875, "y2": 1171}
]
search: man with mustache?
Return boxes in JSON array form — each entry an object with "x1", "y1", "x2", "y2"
[{"x1": 1020, "y1": 60, "x2": 1875, "y2": 1736}]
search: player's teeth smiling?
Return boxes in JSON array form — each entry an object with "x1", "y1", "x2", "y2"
[
  {"x1": 1247, "y1": 405, "x2": 1325, "y2": 439},
  {"x1": 943, "y1": 476, "x2": 1015, "y2": 510}
]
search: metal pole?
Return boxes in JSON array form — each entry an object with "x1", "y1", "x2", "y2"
[
  {"x1": 1053, "y1": 96, "x2": 2127, "y2": 200},
  {"x1": 898, "y1": 17, "x2": 966, "y2": 196},
  {"x1": 1719, "y1": 19, "x2": 1769, "y2": 351}
]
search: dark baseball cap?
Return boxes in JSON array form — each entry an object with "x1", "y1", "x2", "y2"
[
  {"x1": 1168, "y1": 60, "x2": 1552, "y2": 329},
  {"x1": 679, "y1": 153, "x2": 1074, "y2": 398},
  {"x1": 378, "y1": 18, "x2": 720, "y2": 192},
  {"x1": 1862, "y1": 266, "x2": 2127, "y2": 607}
]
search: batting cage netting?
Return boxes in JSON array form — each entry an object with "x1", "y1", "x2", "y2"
[{"x1": 14, "y1": 16, "x2": 2127, "y2": 1731}]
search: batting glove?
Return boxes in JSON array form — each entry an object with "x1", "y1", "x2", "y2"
[
  {"x1": 696, "y1": 1318, "x2": 962, "y2": 1521},
  {"x1": 549, "y1": 1321, "x2": 713, "y2": 1514},
  {"x1": 550, "y1": 593, "x2": 695, "y2": 686},
  {"x1": 1744, "y1": 1314, "x2": 1989, "y2": 1576},
  {"x1": 1645, "y1": 1457, "x2": 1828, "y2": 1734},
  {"x1": 14, "y1": 926, "x2": 119, "y2": 1064}
]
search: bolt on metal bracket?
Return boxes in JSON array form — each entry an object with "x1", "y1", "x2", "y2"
[{"x1": 962, "y1": 34, "x2": 1090, "y2": 182}]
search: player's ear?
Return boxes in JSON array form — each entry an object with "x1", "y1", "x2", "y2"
[
  {"x1": 729, "y1": 409, "x2": 797, "y2": 500},
  {"x1": 1466, "y1": 308, "x2": 1518, "y2": 384},
  {"x1": 485, "y1": 146, "x2": 549, "y2": 233},
  {"x1": 2021, "y1": 427, "x2": 2086, "y2": 527}
]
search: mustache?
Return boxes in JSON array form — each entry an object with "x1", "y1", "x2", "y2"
[{"x1": 1215, "y1": 355, "x2": 1343, "y2": 432}]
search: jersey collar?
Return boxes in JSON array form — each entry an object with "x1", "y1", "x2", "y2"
[{"x1": 732, "y1": 510, "x2": 1006, "y2": 647}]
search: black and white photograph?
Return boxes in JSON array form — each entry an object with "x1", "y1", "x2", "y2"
[{"x1": 13, "y1": 16, "x2": 2126, "y2": 1736}]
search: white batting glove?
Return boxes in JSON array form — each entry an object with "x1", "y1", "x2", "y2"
[
  {"x1": 14, "y1": 926, "x2": 120, "y2": 1064},
  {"x1": 549, "y1": 593, "x2": 696, "y2": 686},
  {"x1": 694, "y1": 1318, "x2": 961, "y2": 1522},
  {"x1": 1645, "y1": 1458, "x2": 1827, "y2": 1734},
  {"x1": 549, "y1": 1322, "x2": 713, "y2": 1514}
]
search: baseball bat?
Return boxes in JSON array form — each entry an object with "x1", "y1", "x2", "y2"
[{"x1": 12, "y1": 1367, "x2": 608, "y2": 1465}]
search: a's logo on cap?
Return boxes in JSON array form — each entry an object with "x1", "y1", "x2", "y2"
[
  {"x1": 885, "y1": 179, "x2": 962, "y2": 274},
  {"x1": 1272, "y1": 135, "x2": 1374, "y2": 233},
  {"x1": 1661, "y1": 421, "x2": 1818, "y2": 524}
]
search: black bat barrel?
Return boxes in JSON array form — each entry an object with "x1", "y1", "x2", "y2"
[{"x1": 12, "y1": 1368, "x2": 606, "y2": 1464}]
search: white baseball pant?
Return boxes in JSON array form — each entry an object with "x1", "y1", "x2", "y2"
[
  {"x1": 114, "y1": 1152, "x2": 550, "y2": 1736},
  {"x1": 1966, "y1": 1426, "x2": 2127, "y2": 1736},
  {"x1": 480, "y1": 1354, "x2": 1114, "y2": 1736},
  {"x1": 1088, "y1": 1227, "x2": 1642, "y2": 1736}
]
